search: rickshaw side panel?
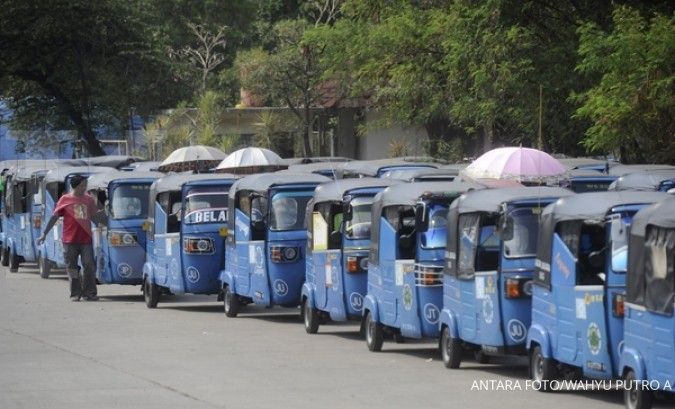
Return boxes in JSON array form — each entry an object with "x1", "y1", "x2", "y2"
[
  {"x1": 265, "y1": 230, "x2": 307, "y2": 306},
  {"x1": 373, "y1": 219, "x2": 399, "y2": 326}
]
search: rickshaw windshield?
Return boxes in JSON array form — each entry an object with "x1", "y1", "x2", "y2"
[
  {"x1": 110, "y1": 183, "x2": 151, "y2": 219},
  {"x1": 345, "y1": 196, "x2": 373, "y2": 240},
  {"x1": 503, "y1": 207, "x2": 540, "y2": 258},
  {"x1": 184, "y1": 191, "x2": 229, "y2": 224},
  {"x1": 421, "y1": 205, "x2": 448, "y2": 249},
  {"x1": 270, "y1": 191, "x2": 313, "y2": 231}
]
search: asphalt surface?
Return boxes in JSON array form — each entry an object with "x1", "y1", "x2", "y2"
[{"x1": 1, "y1": 263, "x2": 671, "y2": 409}]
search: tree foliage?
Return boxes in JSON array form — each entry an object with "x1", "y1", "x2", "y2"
[{"x1": 574, "y1": 6, "x2": 674, "y2": 163}]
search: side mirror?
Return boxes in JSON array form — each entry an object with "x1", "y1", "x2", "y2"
[
  {"x1": 588, "y1": 249, "x2": 605, "y2": 270},
  {"x1": 343, "y1": 201, "x2": 353, "y2": 221},
  {"x1": 415, "y1": 203, "x2": 428, "y2": 231},
  {"x1": 500, "y1": 216, "x2": 514, "y2": 241}
]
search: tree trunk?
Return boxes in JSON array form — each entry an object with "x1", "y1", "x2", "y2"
[
  {"x1": 302, "y1": 106, "x2": 313, "y2": 157},
  {"x1": 482, "y1": 122, "x2": 494, "y2": 153}
]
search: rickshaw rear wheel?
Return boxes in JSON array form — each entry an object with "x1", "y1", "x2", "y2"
[
  {"x1": 365, "y1": 311, "x2": 383, "y2": 352},
  {"x1": 530, "y1": 345, "x2": 557, "y2": 392},
  {"x1": 302, "y1": 298, "x2": 319, "y2": 334},
  {"x1": 223, "y1": 285, "x2": 239, "y2": 317},
  {"x1": 38, "y1": 255, "x2": 50, "y2": 279},
  {"x1": 8, "y1": 247, "x2": 19, "y2": 272},
  {"x1": 0, "y1": 245, "x2": 9, "y2": 267},
  {"x1": 144, "y1": 277, "x2": 160, "y2": 308},
  {"x1": 440, "y1": 326, "x2": 462, "y2": 369},
  {"x1": 624, "y1": 370, "x2": 653, "y2": 409}
]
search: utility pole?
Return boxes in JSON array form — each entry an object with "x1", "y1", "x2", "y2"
[{"x1": 537, "y1": 85, "x2": 544, "y2": 150}]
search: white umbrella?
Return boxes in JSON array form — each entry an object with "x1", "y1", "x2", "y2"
[
  {"x1": 158, "y1": 145, "x2": 227, "y2": 172},
  {"x1": 216, "y1": 147, "x2": 286, "y2": 174},
  {"x1": 462, "y1": 147, "x2": 567, "y2": 184}
]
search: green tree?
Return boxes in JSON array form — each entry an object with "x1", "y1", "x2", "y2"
[
  {"x1": 0, "y1": 0, "x2": 187, "y2": 155},
  {"x1": 574, "y1": 6, "x2": 675, "y2": 163}
]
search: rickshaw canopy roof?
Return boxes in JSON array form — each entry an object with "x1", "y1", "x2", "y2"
[
  {"x1": 629, "y1": 196, "x2": 675, "y2": 237},
  {"x1": 338, "y1": 157, "x2": 442, "y2": 177},
  {"x1": 374, "y1": 181, "x2": 484, "y2": 209},
  {"x1": 151, "y1": 173, "x2": 239, "y2": 195},
  {"x1": 43, "y1": 166, "x2": 110, "y2": 183},
  {"x1": 541, "y1": 191, "x2": 668, "y2": 225},
  {"x1": 87, "y1": 171, "x2": 164, "y2": 190},
  {"x1": 285, "y1": 162, "x2": 344, "y2": 174},
  {"x1": 608, "y1": 168, "x2": 675, "y2": 191},
  {"x1": 1, "y1": 159, "x2": 86, "y2": 173},
  {"x1": 281, "y1": 156, "x2": 351, "y2": 165},
  {"x1": 313, "y1": 178, "x2": 400, "y2": 203},
  {"x1": 556, "y1": 157, "x2": 616, "y2": 170},
  {"x1": 12, "y1": 166, "x2": 51, "y2": 181},
  {"x1": 453, "y1": 186, "x2": 574, "y2": 214},
  {"x1": 382, "y1": 167, "x2": 461, "y2": 181},
  {"x1": 81, "y1": 155, "x2": 144, "y2": 169},
  {"x1": 608, "y1": 164, "x2": 675, "y2": 176},
  {"x1": 569, "y1": 169, "x2": 617, "y2": 179},
  {"x1": 231, "y1": 173, "x2": 330, "y2": 193}
]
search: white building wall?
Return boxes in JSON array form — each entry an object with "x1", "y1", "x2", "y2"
[{"x1": 359, "y1": 110, "x2": 429, "y2": 160}]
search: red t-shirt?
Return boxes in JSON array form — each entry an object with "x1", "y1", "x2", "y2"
[{"x1": 53, "y1": 193, "x2": 97, "y2": 244}]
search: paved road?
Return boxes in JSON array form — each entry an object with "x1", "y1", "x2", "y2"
[{"x1": 0, "y1": 264, "x2": 669, "y2": 409}]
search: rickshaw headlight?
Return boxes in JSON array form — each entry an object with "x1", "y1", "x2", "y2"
[
  {"x1": 347, "y1": 256, "x2": 359, "y2": 273},
  {"x1": 270, "y1": 246, "x2": 300, "y2": 263},
  {"x1": 183, "y1": 238, "x2": 214, "y2": 254},
  {"x1": 33, "y1": 214, "x2": 42, "y2": 229},
  {"x1": 505, "y1": 278, "x2": 532, "y2": 298},
  {"x1": 109, "y1": 231, "x2": 137, "y2": 246},
  {"x1": 283, "y1": 247, "x2": 298, "y2": 261}
]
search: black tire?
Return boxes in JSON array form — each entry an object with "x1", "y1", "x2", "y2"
[
  {"x1": 624, "y1": 370, "x2": 654, "y2": 409},
  {"x1": 38, "y1": 255, "x2": 51, "y2": 279},
  {"x1": 9, "y1": 247, "x2": 19, "y2": 272},
  {"x1": 143, "y1": 276, "x2": 160, "y2": 309},
  {"x1": 440, "y1": 326, "x2": 462, "y2": 369},
  {"x1": 223, "y1": 285, "x2": 239, "y2": 318},
  {"x1": 364, "y1": 310, "x2": 384, "y2": 352},
  {"x1": 302, "y1": 298, "x2": 320, "y2": 334},
  {"x1": 0, "y1": 245, "x2": 8, "y2": 267},
  {"x1": 530, "y1": 345, "x2": 558, "y2": 392},
  {"x1": 474, "y1": 350, "x2": 490, "y2": 364}
]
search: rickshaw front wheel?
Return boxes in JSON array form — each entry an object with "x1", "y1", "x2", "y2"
[
  {"x1": 624, "y1": 370, "x2": 653, "y2": 409},
  {"x1": 39, "y1": 255, "x2": 50, "y2": 279},
  {"x1": 223, "y1": 285, "x2": 239, "y2": 317},
  {"x1": 530, "y1": 345, "x2": 557, "y2": 392},
  {"x1": 8, "y1": 247, "x2": 19, "y2": 272},
  {"x1": 302, "y1": 298, "x2": 319, "y2": 334},
  {"x1": 0, "y1": 245, "x2": 8, "y2": 267},
  {"x1": 144, "y1": 277, "x2": 160, "y2": 308},
  {"x1": 440, "y1": 326, "x2": 462, "y2": 369},
  {"x1": 365, "y1": 311, "x2": 383, "y2": 352}
]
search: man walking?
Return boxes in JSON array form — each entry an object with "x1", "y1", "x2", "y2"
[{"x1": 38, "y1": 175, "x2": 101, "y2": 301}]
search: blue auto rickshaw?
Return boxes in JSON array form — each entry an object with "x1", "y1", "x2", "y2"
[
  {"x1": 220, "y1": 173, "x2": 330, "y2": 317},
  {"x1": 621, "y1": 196, "x2": 675, "y2": 409},
  {"x1": 609, "y1": 169, "x2": 675, "y2": 193},
  {"x1": 338, "y1": 158, "x2": 440, "y2": 179},
  {"x1": 301, "y1": 178, "x2": 399, "y2": 333},
  {"x1": 439, "y1": 187, "x2": 573, "y2": 367},
  {"x1": 566, "y1": 169, "x2": 617, "y2": 193},
  {"x1": 528, "y1": 191, "x2": 666, "y2": 388},
  {"x1": 86, "y1": 171, "x2": 163, "y2": 286},
  {"x1": 142, "y1": 173, "x2": 239, "y2": 308},
  {"x1": 36, "y1": 166, "x2": 109, "y2": 278},
  {"x1": 362, "y1": 181, "x2": 484, "y2": 351},
  {"x1": 1, "y1": 166, "x2": 47, "y2": 272}
]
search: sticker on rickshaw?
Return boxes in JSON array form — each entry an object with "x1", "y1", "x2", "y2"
[
  {"x1": 482, "y1": 297, "x2": 494, "y2": 324},
  {"x1": 587, "y1": 322, "x2": 602, "y2": 355},
  {"x1": 402, "y1": 284, "x2": 413, "y2": 310},
  {"x1": 186, "y1": 266, "x2": 200, "y2": 283},
  {"x1": 576, "y1": 298, "x2": 587, "y2": 319}
]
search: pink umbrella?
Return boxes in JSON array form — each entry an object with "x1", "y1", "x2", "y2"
[{"x1": 462, "y1": 147, "x2": 567, "y2": 184}]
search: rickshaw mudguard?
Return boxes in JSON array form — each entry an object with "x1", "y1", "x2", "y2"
[
  {"x1": 620, "y1": 347, "x2": 646, "y2": 380},
  {"x1": 526, "y1": 323, "x2": 553, "y2": 358},
  {"x1": 143, "y1": 261, "x2": 156, "y2": 285},
  {"x1": 301, "y1": 282, "x2": 316, "y2": 309},
  {"x1": 363, "y1": 294, "x2": 380, "y2": 323},
  {"x1": 439, "y1": 308, "x2": 459, "y2": 339},
  {"x1": 219, "y1": 268, "x2": 235, "y2": 290}
]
